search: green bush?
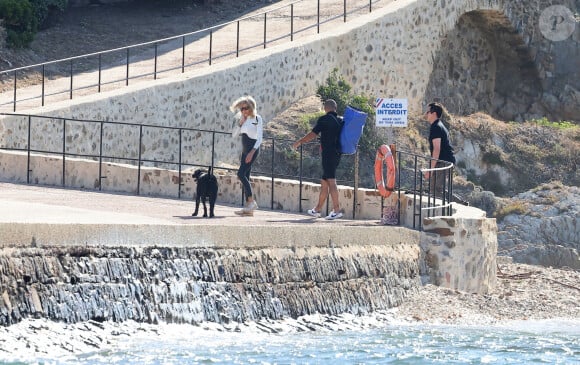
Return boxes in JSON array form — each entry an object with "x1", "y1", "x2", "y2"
[
  {"x1": 316, "y1": 68, "x2": 379, "y2": 158},
  {"x1": 316, "y1": 68, "x2": 352, "y2": 114},
  {"x1": 494, "y1": 201, "x2": 528, "y2": 222},
  {"x1": 0, "y1": 0, "x2": 68, "y2": 48},
  {"x1": 529, "y1": 117, "x2": 577, "y2": 130},
  {"x1": 0, "y1": 0, "x2": 37, "y2": 48},
  {"x1": 299, "y1": 112, "x2": 323, "y2": 133},
  {"x1": 481, "y1": 145, "x2": 505, "y2": 166},
  {"x1": 31, "y1": 0, "x2": 68, "y2": 29}
]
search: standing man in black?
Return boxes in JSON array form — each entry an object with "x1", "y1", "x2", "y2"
[
  {"x1": 292, "y1": 99, "x2": 343, "y2": 220},
  {"x1": 424, "y1": 102, "x2": 456, "y2": 195}
]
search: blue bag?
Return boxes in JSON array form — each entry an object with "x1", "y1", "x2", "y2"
[{"x1": 339, "y1": 106, "x2": 367, "y2": 154}]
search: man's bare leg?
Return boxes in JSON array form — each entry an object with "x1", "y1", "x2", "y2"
[
  {"x1": 314, "y1": 179, "x2": 330, "y2": 211},
  {"x1": 327, "y1": 178, "x2": 340, "y2": 213}
]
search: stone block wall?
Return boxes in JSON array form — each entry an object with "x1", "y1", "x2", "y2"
[
  {"x1": 421, "y1": 216, "x2": 498, "y2": 294},
  {"x1": 0, "y1": 233, "x2": 422, "y2": 326},
  {"x1": 425, "y1": 0, "x2": 579, "y2": 122}
]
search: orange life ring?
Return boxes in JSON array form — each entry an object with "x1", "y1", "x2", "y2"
[{"x1": 374, "y1": 144, "x2": 396, "y2": 198}]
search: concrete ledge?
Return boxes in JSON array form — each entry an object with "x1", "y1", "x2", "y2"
[{"x1": 0, "y1": 222, "x2": 420, "y2": 249}]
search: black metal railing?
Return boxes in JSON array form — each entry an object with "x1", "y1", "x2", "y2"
[
  {"x1": 0, "y1": 0, "x2": 387, "y2": 112},
  {"x1": 392, "y1": 150, "x2": 455, "y2": 229},
  {"x1": 0, "y1": 112, "x2": 454, "y2": 227}
]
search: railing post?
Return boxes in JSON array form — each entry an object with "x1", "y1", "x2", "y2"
[
  {"x1": 236, "y1": 21, "x2": 240, "y2": 57},
  {"x1": 99, "y1": 121, "x2": 104, "y2": 191},
  {"x1": 98, "y1": 53, "x2": 102, "y2": 93},
  {"x1": 178, "y1": 128, "x2": 183, "y2": 198},
  {"x1": 413, "y1": 155, "x2": 419, "y2": 229},
  {"x1": 27, "y1": 115, "x2": 31, "y2": 183},
  {"x1": 41, "y1": 65, "x2": 45, "y2": 107},
  {"x1": 440, "y1": 171, "x2": 447, "y2": 215},
  {"x1": 343, "y1": 0, "x2": 347, "y2": 22},
  {"x1": 298, "y1": 144, "x2": 303, "y2": 212},
  {"x1": 69, "y1": 60, "x2": 74, "y2": 100},
  {"x1": 13, "y1": 71, "x2": 17, "y2": 112},
  {"x1": 211, "y1": 131, "x2": 216, "y2": 172},
  {"x1": 353, "y1": 149, "x2": 359, "y2": 219},
  {"x1": 317, "y1": 0, "x2": 321, "y2": 33},
  {"x1": 209, "y1": 30, "x2": 213, "y2": 65},
  {"x1": 126, "y1": 48, "x2": 130, "y2": 86},
  {"x1": 419, "y1": 168, "x2": 424, "y2": 229},
  {"x1": 448, "y1": 166, "x2": 454, "y2": 216},
  {"x1": 263, "y1": 13, "x2": 267, "y2": 49},
  {"x1": 154, "y1": 43, "x2": 158, "y2": 80},
  {"x1": 397, "y1": 150, "x2": 402, "y2": 226},
  {"x1": 369, "y1": 0, "x2": 372, "y2": 12},
  {"x1": 62, "y1": 118, "x2": 66, "y2": 186},
  {"x1": 290, "y1": 4, "x2": 294, "y2": 41},
  {"x1": 137, "y1": 125, "x2": 143, "y2": 194},
  {"x1": 181, "y1": 36, "x2": 186, "y2": 73},
  {"x1": 270, "y1": 138, "x2": 275, "y2": 210}
]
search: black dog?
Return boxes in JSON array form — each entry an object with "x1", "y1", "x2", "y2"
[{"x1": 192, "y1": 167, "x2": 218, "y2": 218}]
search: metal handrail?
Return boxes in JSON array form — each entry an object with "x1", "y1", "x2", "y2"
[
  {"x1": 0, "y1": 0, "x2": 384, "y2": 112},
  {"x1": 0, "y1": 111, "x2": 454, "y2": 227},
  {"x1": 0, "y1": 112, "x2": 358, "y2": 212},
  {"x1": 387, "y1": 148, "x2": 455, "y2": 229}
]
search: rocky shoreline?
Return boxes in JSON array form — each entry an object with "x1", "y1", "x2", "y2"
[
  {"x1": 1, "y1": 259, "x2": 578, "y2": 360},
  {"x1": 396, "y1": 258, "x2": 580, "y2": 325}
]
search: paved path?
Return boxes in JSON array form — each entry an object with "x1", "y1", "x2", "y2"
[
  {"x1": 0, "y1": 182, "x2": 392, "y2": 249},
  {"x1": 0, "y1": 0, "x2": 393, "y2": 112},
  {"x1": 0, "y1": 182, "x2": 379, "y2": 226}
]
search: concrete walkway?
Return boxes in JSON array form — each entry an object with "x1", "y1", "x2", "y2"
[{"x1": 0, "y1": 182, "x2": 393, "y2": 248}]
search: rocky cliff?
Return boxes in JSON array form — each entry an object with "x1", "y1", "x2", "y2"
[{"x1": 495, "y1": 183, "x2": 579, "y2": 270}]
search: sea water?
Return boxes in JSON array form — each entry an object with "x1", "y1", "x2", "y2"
[{"x1": 2, "y1": 318, "x2": 578, "y2": 365}]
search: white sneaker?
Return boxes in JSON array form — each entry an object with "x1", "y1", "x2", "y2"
[
  {"x1": 307, "y1": 208, "x2": 321, "y2": 218},
  {"x1": 234, "y1": 208, "x2": 253, "y2": 216},
  {"x1": 325, "y1": 211, "x2": 343, "y2": 220},
  {"x1": 248, "y1": 200, "x2": 258, "y2": 211}
]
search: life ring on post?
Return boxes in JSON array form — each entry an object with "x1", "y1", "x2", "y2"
[{"x1": 374, "y1": 144, "x2": 396, "y2": 198}]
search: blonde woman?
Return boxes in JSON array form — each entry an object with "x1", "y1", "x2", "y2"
[{"x1": 230, "y1": 95, "x2": 263, "y2": 216}]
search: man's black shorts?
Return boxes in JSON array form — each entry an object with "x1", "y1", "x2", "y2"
[{"x1": 321, "y1": 150, "x2": 341, "y2": 180}]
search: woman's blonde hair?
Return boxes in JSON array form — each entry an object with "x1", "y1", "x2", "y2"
[{"x1": 229, "y1": 95, "x2": 257, "y2": 117}]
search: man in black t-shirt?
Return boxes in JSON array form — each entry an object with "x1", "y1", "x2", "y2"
[
  {"x1": 424, "y1": 102, "x2": 456, "y2": 196},
  {"x1": 292, "y1": 99, "x2": 343, "y2": 220}
]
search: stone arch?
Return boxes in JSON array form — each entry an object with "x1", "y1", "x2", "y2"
[{"x1": 424, "y1": 9, "x2": 547, "y2": 122}]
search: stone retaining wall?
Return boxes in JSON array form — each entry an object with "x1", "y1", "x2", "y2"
[
  {"x1": 421, "y1": 216, "x2": 498, "y2": 294},
  {"x1": 0, "y1": 237, "x2": 422, "y2": 326},
  {"x1": 0, "y1": 156, "x2": 498, "y2": 328},
  {"x1": 0, "y1": 214, "x2": 498, "y2": 327}
]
